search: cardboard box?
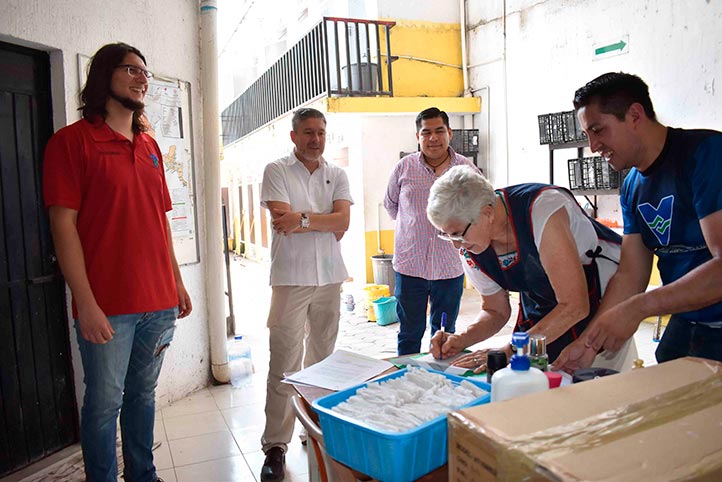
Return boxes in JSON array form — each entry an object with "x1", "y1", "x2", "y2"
[{"x1": 448, "y1": 357, "x2": 722, "y2": 481}]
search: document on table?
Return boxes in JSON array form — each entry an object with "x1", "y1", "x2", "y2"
[
  {"x1": 282, "y1": 350, "x2": 394, "y2": 391},
  {"x1": 390, "y1": 352, "x2": 470, "y2": 376},
  {"x1": 389, "y1": 335, "x2": 515, "y2": 377}
]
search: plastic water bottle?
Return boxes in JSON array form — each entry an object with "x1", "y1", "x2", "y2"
[
  {"x1": 491, "y1": 332, "x2": 548, "y2": 402},
  {"x1": 228, "y1": 335, "x2": 253, "y2": 388}
]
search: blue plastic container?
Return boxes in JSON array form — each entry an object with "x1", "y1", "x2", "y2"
[
  {"x1": 372, "y1": 296, "x2": 399, "y2": 326},
  {"x1": 312, "y1": 369, "x2": 491, "y2": 482}
]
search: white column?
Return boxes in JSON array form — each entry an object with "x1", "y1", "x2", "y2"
[{"x1": 200, "y1": 0, "x2": 230, "y2": 383}]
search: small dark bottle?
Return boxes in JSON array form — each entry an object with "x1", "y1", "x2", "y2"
[{"x1": 486, "y1": 350, "x2": 508, "y2": 384}]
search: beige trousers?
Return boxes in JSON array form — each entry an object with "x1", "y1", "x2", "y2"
[{"x1": 261, "y1": 283, "x2": 342, "y2": 453}]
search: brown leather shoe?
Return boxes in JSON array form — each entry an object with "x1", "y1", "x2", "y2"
[{"x1": 260, "y1": 446, "x2": 285, "y2": 482}]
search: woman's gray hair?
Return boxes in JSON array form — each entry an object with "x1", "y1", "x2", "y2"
[{"x1": 427, "y1": 165, "x2": 496, "y2": 228}]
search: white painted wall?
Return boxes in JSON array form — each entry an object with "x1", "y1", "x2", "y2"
[
  {"x1": 466, "y1": 0, "x2": 722, "y2": 221},
  {"x1": 359, "y1": 115, "x2": 418, "y2": 235},
  {"x1": 222, "y1": 115, "x2": 290, "y2": 261},
  {"x1": 1, "y1": 0, "x2": 211, "y2": 408},
  {"x1": 218, "y1": 0, "x2": 336, "y2": 108},
  {"x1": 323, "y1": 114, "x2": 366, "y2": 282},
  {"x1": 358, "y1": 113, "x2": 468, "y2": 234},
  {"x1": 377, "y1": 0, "x2": 459, "y2": 23}
]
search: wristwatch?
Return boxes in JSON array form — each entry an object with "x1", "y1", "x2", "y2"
[{"x1": 300, "y1": 213, "x2": 310, "y2": 229}]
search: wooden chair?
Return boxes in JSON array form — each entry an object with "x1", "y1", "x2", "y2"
[{"x1": 290, "y1": 394, "x2": 371, "y2": 482}]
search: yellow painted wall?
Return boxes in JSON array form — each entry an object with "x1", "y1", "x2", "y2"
[
  {"x1": 378, "y1": 20, "x2": 464, "y2": 98},
  {"x1": 326, "y1": 96, "x2": 480, "y2": 114},
  {"x1": 643, "y1": 256, "x2": 670, "y2": 326},
  {"x1": 365, "y1": 229, "x2": 395, "y2": 282},
  {"x1": 649, "y1": 256, "x2": 662, "y2": 286}
]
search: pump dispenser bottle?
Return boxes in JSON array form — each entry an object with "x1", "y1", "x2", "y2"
[{"x1": 491, "y1": 332, "x2": 549, "y2": 402}]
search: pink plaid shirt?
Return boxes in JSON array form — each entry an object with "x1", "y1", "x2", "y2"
[{"x1": 384, "y1": 148, "x2": 473, "y2": 280}]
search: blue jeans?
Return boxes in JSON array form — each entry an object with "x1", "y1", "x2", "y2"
[
  {"x1": 76, "y1": 308, "x2": 177, "y2": 482},
  {"x1": 395, "y1": 273, "x2": 464, "y2": 355},
  {"x1": 656, "y1": 315, "x2": 722, "y2": 364}
]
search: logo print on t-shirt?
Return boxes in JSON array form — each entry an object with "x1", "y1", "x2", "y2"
[
  {"x1": 150, "y1": 153, "x2": 159, "y2": 168},
  {"x1": 638, "y1": 195, "x2": 674, "y2": 246}
]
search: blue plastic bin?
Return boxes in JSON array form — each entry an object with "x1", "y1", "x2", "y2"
[
  {"x1": 312, "y1": 369, "x2": 491, "y2": 482},
  {"x1": 372, "y1": 296, "x2": 399, "y2": 326}
]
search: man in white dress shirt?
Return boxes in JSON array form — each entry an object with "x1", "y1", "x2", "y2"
[{"x1": 259, "y1": 108, "x2": 352, "y2": 482}]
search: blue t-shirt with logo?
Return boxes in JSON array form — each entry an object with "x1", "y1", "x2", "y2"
[{"x1": 621, "y1": 127, "x2": 722, "y2": 323}]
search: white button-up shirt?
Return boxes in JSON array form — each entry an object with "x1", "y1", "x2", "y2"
[{"x1": 261, "y1": 150, "x2": 353, "y2": 286}]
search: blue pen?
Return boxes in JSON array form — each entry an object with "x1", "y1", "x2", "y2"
[{"x1": 439, "y1": 312, "x2": 447, "y2": 360}]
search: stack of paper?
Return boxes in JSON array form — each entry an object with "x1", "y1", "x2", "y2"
[{"x1": 282, "y1": 350, "x2": 394, "y2": 391}]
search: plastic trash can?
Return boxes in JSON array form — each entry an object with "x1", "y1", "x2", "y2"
[{"x1": 371, "y1": 254, "x2": 395, "y2": 294}]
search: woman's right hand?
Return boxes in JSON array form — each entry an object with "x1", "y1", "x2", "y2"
[{"x1": 429, "y1": 331, "x2": 466, "y2": 360}]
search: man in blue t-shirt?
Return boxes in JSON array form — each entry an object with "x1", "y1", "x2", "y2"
[{"x1": 555, "y1": 72, "x2": 722, "y2": 371}]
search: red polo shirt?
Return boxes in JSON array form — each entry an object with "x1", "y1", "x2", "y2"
[{"x1": 43, "y1": 118, "x2": 177, "y2": 317}]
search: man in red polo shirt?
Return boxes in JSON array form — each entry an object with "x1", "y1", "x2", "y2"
[{"x1": 43, "y1": 43, "x2": 191, "y2": 482}]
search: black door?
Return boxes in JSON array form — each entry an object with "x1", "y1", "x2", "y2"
[{"x1": 0, "y1": 41, "x2": 79, "y2": 477}]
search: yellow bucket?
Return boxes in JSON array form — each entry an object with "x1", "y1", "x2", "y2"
[{"x1": 363, "y1": 284, "x2": 390, "y2": 321}]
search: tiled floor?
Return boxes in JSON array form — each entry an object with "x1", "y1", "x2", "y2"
[
  {"x1": 151, "y1": 383, "x2": 311, "y2": 482},
  {"x1": 147, "y1": 257, "x2": 661, "y2": 482}
]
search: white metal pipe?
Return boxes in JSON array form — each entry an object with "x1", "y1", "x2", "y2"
[
  {"x1": 460, "y1": 0, "x2": 469, "y2": 96},
  {"x1": 467, "y1": 57, "x2": 505, "y2": 70},
  {"x1": 377, "y1": 202, "x2": 384, "y2": 254},
  {"x1": 503, "y1": 0, "x2": 511, "y2": 185},
  {"x1": 200, "y1": 0, "x2": 230, "y2": 383},
  {"x1": 460, "y1": 0, "x2": 473, "y2": 130},
  {"x1": 473, "y1": 85, "x2": 491, "y2": 176}
]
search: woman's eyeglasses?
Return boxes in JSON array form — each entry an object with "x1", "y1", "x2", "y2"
[
  {"x1": 117, "y1": 64, "x2": 154, "y2": 80},
  {"x1": 437, "y1": 222, "x2": 472, "y2": 242}
]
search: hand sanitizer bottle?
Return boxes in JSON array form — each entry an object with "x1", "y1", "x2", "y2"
[{"x1": 491, "y1": 332, "x2": 549, "y2": 402}]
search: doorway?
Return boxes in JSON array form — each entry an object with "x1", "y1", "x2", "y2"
[{"x1": 0, "y1": 41, "x2": 78, "y2": 477}]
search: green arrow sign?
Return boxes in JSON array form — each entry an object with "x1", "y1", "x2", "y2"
[{"x1": 595, "y1": 40, "x2": 627, "y2": 56}]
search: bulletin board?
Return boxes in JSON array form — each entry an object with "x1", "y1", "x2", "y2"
[
  {"x1": 76, "y1": 54, "x2": 200, "y2": 265},
  {"x1": 144, "y1": 76, "x2": 200, "y2": 265}
]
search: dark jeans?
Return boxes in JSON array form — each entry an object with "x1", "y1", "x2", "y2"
[
  {"x1": 656, "y1": 314, "x2": 722, "y2": 364},
  {"x1": 395, "y1": 272, "x2": 464, "y2": 355}
]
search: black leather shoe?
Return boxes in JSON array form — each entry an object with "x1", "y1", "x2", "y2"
[{"x1": 260, "y1": 446, "x2": 285, "y2": 482}]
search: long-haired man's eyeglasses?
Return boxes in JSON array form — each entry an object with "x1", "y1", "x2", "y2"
[
  {"x1": 117, "y1": 64, "x2": 154, "y2": 80},
  {"x1": 437, "y1": 222, "x2": 472, "y2": 242}
]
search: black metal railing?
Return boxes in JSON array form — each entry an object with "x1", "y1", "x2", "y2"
[
  {"x1": 222, "y1": 17, "x2": 396, "y2": 145},
  {"x1": 324, "y1": 16, "x2": 394, "y2": 97}
]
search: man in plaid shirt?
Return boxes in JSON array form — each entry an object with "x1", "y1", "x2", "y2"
[{"x1": 384, "y1": 107, "x2": 475, "y2": 355}]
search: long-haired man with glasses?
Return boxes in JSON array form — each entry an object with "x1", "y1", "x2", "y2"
[{"x1": 43, "y1": 43, "x2": 191, "y2": 482}]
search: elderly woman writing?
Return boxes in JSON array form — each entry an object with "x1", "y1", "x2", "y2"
[{"x1": 428, "y1": 165, "x2": 637, "y2": 372}]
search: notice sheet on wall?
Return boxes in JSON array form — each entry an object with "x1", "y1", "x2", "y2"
[{"x1": 144, "y1": 77, "x2": 200, "y2": 265}]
